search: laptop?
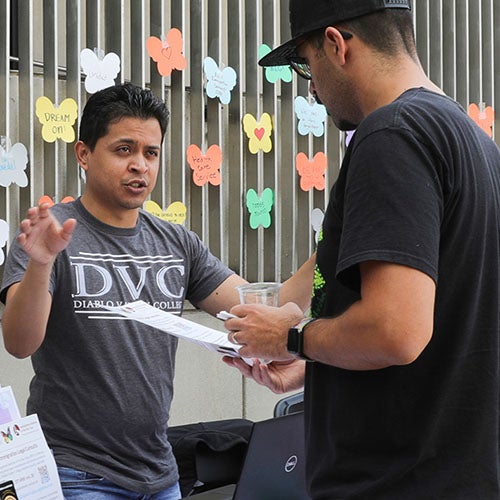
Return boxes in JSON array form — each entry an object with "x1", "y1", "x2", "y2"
[{"x1": 186, "y1": 411, "x2": 310, "y2": 500}]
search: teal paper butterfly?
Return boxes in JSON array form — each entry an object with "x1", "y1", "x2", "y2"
[
  {"x1": 258, "y1": 44, "x2": 292, "y2": 84},
  {"x1": 246, "y1": 188, "x2": 274, "y2": 229}
]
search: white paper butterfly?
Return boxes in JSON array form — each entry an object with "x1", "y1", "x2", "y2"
[
  {"x1": 81, "y1": 48, "x2": 121, "y2": 94},
  {"x1": 0, "y1": 218, "x2": 9, "y2": 266},
  {"x1": 311, "y1": 208, "x2": 325, "y2": 244},
  {"x1": 203, "y1": 57, "x2": 237, "y2": 105},
  {"x1": 0, "y1": 142, "x2": 28, "y2": 188}
]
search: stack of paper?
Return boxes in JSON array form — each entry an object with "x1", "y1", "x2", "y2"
[
  {"x1": 0, "y1": 386, "x2": 63, "y2": 499},
  {"x1": 105, "y1": 300, "x2": 256, "y2": 365}
]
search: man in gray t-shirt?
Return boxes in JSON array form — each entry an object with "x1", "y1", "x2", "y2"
[
  {"x1": 2, "y1": 198, "x2": 237, "y2": 496},
  {"x1": 0, "y1": 83, "x2": 315, "y2": 498}
]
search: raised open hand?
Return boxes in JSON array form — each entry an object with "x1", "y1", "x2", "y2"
[{"x1": 17, "y1": 203, "x2": 76, "y2": 264}]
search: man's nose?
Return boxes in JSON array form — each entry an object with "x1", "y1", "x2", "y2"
[{"x1": 129, "y1": 154, "x2": 148, "y2": 172}]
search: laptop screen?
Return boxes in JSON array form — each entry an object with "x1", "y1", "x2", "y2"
[{"x1": 233, "y1": 411, "x2": 309, "y2": 500}]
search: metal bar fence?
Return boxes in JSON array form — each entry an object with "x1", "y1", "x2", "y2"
[{"x1": 1, "y1": 0, "x2": 499, "y2": 283}]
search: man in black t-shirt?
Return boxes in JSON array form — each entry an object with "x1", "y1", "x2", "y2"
[{"x1": 223, "y1": 0, "x2": 500, "y2": 498}]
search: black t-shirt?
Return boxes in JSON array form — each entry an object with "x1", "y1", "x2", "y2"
[{"x1": 307, "y1": 89, "x2": 500, "y2": 499}]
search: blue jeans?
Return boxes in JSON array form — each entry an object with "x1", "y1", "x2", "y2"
[{"x1": 58, "y1": 467, "x2": 182, "y2": 499}]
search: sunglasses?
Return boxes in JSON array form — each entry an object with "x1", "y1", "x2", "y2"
[{"x1": 288, "y1": 29, "x2": 353, "y2": 80}]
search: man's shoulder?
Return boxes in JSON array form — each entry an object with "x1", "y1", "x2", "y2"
[{"x1": 49, "y1": 199, "x2": 79, "y2": 220}]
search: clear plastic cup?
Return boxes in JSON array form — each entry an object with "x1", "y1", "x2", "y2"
[{"x1": 236, "y1": 282, "x2": 281, "y2": 306}]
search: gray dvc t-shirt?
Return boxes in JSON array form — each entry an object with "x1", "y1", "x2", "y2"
[{"x1": 0, "y1": 198, "x2": 234, "y2": 494}]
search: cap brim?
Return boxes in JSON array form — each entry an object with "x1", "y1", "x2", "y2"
[{"x1": 258, "y1": 38, "x2": 300, "y2": 67}]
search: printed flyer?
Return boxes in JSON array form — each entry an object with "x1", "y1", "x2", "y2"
[{"x1": 0, "y1": 414, "x2": 63, "y2": 499}]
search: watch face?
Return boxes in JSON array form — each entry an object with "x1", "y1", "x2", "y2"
[{"x1": 287, "y1": 322, "x2": 314, "y2": 361}]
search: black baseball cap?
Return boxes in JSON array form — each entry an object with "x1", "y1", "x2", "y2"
[{"x1": 259, "y1": 0, "x2": 411, "y2": 67}]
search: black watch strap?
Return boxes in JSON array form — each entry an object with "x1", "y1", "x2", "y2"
[{"x1": 287, "y1": 318, "x2": 316, "y2": 361}]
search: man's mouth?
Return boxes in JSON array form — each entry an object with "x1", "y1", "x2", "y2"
[{"x1": 126, "y1": 179, "x2": 147, "y2": 188}]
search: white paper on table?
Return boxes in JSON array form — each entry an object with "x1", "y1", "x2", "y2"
[
  {"x1": 104, "y1": 300, "x2": 255, "y2": 363},
  {"x1": 0, "y1": 414, "x2": 64, "y2": 499},
  {"x1": 0, "y1": 386, "x2": 21, "y2": 425}
]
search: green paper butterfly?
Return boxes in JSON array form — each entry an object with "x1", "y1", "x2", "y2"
[
  {"x1": 258, "y1": 44, "x2": 293, "y2": 84},
  {"x1": 246, "y1": 188, "x2": 274, "y2": 229}
]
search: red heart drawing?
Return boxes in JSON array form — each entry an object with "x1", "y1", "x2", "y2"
[
  {"x1": 161, "y1": 46, "x2": 172, "y2": 59},
  {"x1": 254, "y1": 128, "x2": 265, "y2": 140}
]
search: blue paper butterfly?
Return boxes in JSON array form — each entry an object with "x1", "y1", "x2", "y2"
[
  {"x1": 204, "y1": 57, "x2": 237, "y2": 105},
  {"x1": 294, "y1": 96, "x2": 327, "y2": 137}
]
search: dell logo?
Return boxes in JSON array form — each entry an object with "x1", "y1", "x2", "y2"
[{"x1": 285, "y1": 455, "x2": 298, "y2": 473}]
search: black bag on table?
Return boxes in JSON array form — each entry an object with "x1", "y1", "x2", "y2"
[{"x1": 168, "y1": 418, "x2": 254, "y2": 497}]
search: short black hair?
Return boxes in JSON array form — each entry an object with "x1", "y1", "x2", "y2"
[
  {"x1": 341, "y1": 10, "x2": 417, "y2": 58},
  {"x1": 78, "y1": 83, "x2": 170, "y2": 151},
  {"x1": 310, "y1": 9, "x2": 417, "y2": 60}
]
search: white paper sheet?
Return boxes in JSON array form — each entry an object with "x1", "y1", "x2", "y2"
[
  {"x1": 0, "y1": 414, "x2": 64, "y2": 499},
  {"x1": 104, "y1": 300, "x2": 251, "y2": 361},
  {"x1": 0, "y1": 387, "x2": 21, "y2": 425}
]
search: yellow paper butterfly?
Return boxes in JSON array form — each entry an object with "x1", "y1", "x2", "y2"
[
  {"x1": 242, "y1": 113, "x2": 273, "y2": 154},
  {"x1": 36, "y1": 96, "x2": 78, "y2": 143},
  {"x1": 144, "y1": 200, "x2": 187, "y2": 225}
]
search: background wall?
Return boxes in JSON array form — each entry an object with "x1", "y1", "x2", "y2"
[{"x1": 1, "y1": 0, "x2": 499, "y2": 425}]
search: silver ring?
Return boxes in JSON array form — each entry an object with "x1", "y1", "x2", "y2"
[{"x1": 231, "y1": 331, "x2": 243, "y2": 345}]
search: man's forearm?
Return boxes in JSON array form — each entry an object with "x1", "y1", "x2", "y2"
[
  {"x1": 280, "y1": 253, "x2": 316, "y2": 311},
  {"x1": 2, "y1": 259, "x2": 54, "y2": 358}
]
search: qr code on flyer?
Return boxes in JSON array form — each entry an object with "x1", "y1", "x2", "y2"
[{"x1": 38, "y1": 465, "x2": 50, "y2": 484}]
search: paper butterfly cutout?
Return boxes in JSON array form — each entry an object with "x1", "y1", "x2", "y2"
[
  {"x1": 80, "y1": 48, "x2": 121, "y2": 94},
  {"x1": 468, "y1": 103, "x2": 495, "y2": 138},
  {"x1": 144, "y1": 200, "x2": 187, "y2": 225},
  {"x1": 146, "y1": 28, "x2": 187, "y2": 77},
  {"x1": 242, "y1": 113, "x2": 273, "y2": 154},
  {"x1": 0, "y1": 219, "x2": 9, "y2": 266},
  {"x1": 296, "y1": 152, "x2": 327, "y2": 191},
  {"x1": 0, "y1": 142, "x2": 28, "y2": 187},
  {"x1": 246, "y1": 188, "x2": 274, "y2": 229},
  {"x1": 203, "y1": 57, "x2": 237, "y2": 105},
  {"x1": 186, "y1": 144, "x2": 222, "y2": 187},
  {"x1": 38, "y1": 195, "x2": 75, "y2": 207},
  {"x1": 258, "y1": 44, "x2": 292, "y2": 84},
  {"x1": 345, "y1": 130, "x2": 356, "y2": 148},
  {"x1": 294, "y1": 96, "x2": 327, "y2": 137},
  {"x1": 311, "y1": 208, "x2": 324, "y2": 244},
  {"x1": 35, "y1": 97, "x2": 78, "y2": 143}
]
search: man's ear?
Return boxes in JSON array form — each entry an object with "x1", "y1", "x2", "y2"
[
  {"x1": 324, "y1": 26, "x2": 349, "y2": 63},
  {"x1": 74, "y1": 141, "x2": 90, "y2": 170}
]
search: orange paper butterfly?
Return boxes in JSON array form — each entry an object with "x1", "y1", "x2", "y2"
[
  {"x1": 296, "y1": 152, "x2": 327, "y2": 191},
  {"x1": 38, "y1": 195, "x2": 75, "y2": 207},
  {"x1": 146, "y1": 28, "x2": 187, "y2": 77},
  {"x1": 468, "y1": 103, "x2": 494, "y2": 138},
  {"x1": 186, "y1": 144, "x2": 222, "y2": 187}
]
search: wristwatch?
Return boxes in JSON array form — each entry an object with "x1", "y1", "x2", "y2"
[{"x1": 287, "y1": 318, "x2": 316, "y2": 361}]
